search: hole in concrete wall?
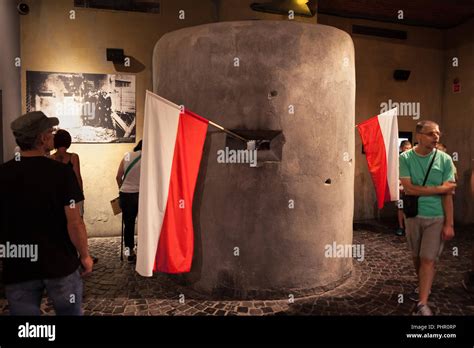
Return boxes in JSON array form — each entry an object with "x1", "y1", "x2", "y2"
[
  {"x1": 0, "y1": 91, "x2": 3, "y2": 164},
  {"x1": 225, "y1": 130, "x2": 283, "y2": 163},
  {"x1": 325, "y1": 179, "x2": 332, "y2": 185},
  {"x1": 268, "y1": 90, "x2": 278, "y2": 99}
]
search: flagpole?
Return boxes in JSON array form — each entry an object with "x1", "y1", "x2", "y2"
[{"x1": 207, "y1": 120, "x2": 249, "y2": 143}]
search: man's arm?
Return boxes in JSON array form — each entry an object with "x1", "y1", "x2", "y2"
[
  {"x1": 441, "y1": 192, "x2": 454, "y2": 240},
  {"x1": 400, "y1": 178, "x2": 456, "y2": 196},
  {"x1": 64, "y1": 204, "x2": 93, "y2": 276}
]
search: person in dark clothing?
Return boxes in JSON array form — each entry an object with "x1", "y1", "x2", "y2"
[
  {"x1": 0, "y1": 111, "x2": 93, "y2": 315},
  {"x1": 52, "y1": 130, "x2": 84, "y2": 211},
  {"x1": 116, "y1": 141, "x2": 142, "y2": 262},
  {"x1": 51, "y1": 129, "x2": 98, "y2": 264},
  {"x1": 103, "y1": 92, "x2": 113, "y2": 129}
]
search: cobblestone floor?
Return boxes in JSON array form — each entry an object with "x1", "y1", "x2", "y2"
[{"x1": 1, "y1": 222, "x2": 473, "y2": 316}]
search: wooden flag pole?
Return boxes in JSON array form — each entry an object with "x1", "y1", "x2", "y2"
[{"x1": 208, "y1": 120, "x2": 249, "y2": 143}]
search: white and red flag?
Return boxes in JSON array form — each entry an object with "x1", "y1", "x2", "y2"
[
  {"x1": 136, "y1": 91, "x2": 208, "y2": 276},
  {"x1": 357, "y1": 108, "x2": 399, "y2": 209}
]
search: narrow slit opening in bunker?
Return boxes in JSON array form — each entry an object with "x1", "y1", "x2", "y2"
[{"x1": 225, "y1": 130, "x2": 283, "y2": 163}]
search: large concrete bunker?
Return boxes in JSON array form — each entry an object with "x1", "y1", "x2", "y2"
[{"x1": 153, "y1": 21, "x2": 355, "y2": 298}]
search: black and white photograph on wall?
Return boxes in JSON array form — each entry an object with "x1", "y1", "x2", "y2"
[{"x1": 26, "y1": 70, "x2": 136, "y2": 143}]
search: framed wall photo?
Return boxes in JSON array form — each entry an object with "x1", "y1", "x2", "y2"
[{"x1": 26, "y1": 71, "x2": 136, "y2": 143}]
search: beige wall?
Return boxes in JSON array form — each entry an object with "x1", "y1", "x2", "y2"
[
  {"x1": 19, "y1": 0, "x2": 217, "y2": 236},
  {"x1": 319, "y1": 14, "x2": 447, "y2": 221},
  {"x1": 18, "y1": 0, "x2": 315, "y2": 237},
  {"x1": 441, "y1": 18, "x2": 474, "y2": 224},
  {"x1": 13, "y1": 1, "x2": 473, "y2": 235}
]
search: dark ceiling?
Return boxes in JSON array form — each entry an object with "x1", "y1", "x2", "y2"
[{"x1": 317, "y1": 0, "x2": 474, "y2": 29}]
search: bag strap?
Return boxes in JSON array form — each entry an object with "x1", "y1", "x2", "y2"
[
  {"x1": 122, "y1": 154, "x2": 141, "y2": 183},
  {"x1": 422, "y1": 149, "x2": 437, "y2": 186}
]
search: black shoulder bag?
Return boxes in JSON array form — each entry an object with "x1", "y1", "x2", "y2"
[{"x1": 402, "y1": 149, "x2": 437, "y2": 218}]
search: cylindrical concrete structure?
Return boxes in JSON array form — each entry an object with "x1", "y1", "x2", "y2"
[{"x1": 153, "y1": 21, "x2": 355, "y2": 299}]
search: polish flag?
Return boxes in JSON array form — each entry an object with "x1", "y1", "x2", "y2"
[
  {"x1": 357, "y1": 108, "x2": 399, "y2": 209},
  {"x1": 136, "y1": 91, "x2": 208, "y2": 276}
]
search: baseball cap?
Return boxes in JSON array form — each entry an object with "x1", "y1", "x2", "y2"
[{"x1": 11, "y1": 111, "x2": 59, "y2": 141}]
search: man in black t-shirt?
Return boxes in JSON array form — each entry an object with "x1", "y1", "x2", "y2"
[{"x1": 0, "y1": 111, "x2": 93, "y2": 315}]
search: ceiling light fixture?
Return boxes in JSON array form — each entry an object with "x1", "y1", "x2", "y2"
[{"x1": 250, "y1": 0, "x2": 316, "y2": 17}]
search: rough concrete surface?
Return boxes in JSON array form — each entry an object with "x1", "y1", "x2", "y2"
[{"x1": 153, "y1": 21, "x2": 356, "y2": 297}]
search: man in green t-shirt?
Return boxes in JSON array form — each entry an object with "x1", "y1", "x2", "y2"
[{"x1": 399, "y1": 120, "x2": 456, "y2": 316}]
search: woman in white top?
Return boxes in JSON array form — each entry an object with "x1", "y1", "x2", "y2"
[{"x1": 116, "y1": 140, "x2": 142, "y2": 262}]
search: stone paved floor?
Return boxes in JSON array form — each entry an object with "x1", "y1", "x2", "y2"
[{"x1": 1, "y1": 221, "x2": 473, "y2": 316}]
